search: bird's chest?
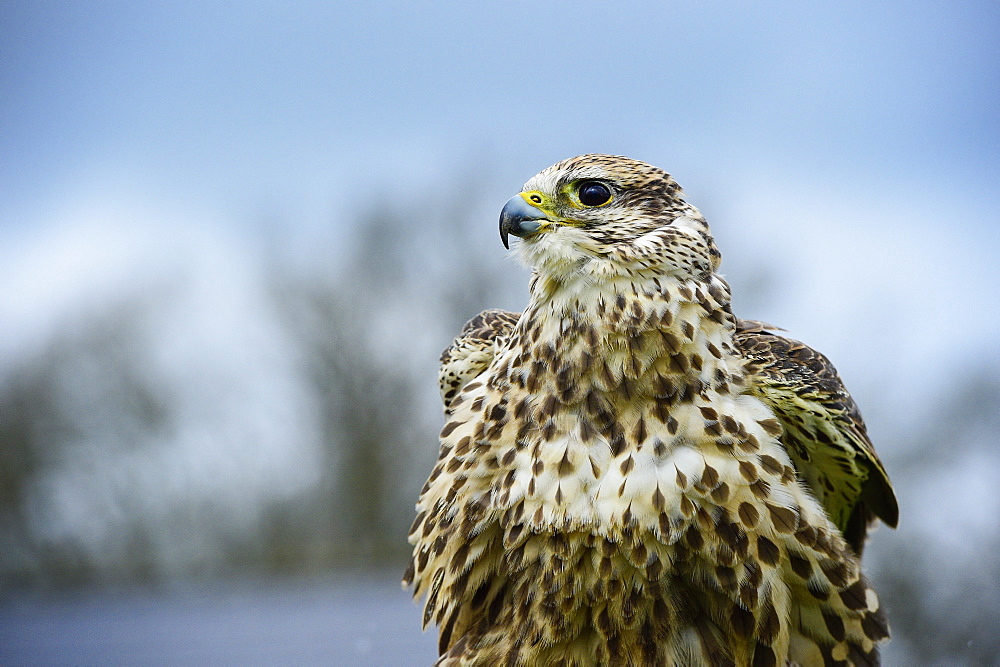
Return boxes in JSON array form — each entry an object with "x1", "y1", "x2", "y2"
[{"x1": 466, "y1": 381, "x2": 786, "y2": 562}]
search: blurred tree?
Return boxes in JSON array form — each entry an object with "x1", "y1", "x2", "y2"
[
  {"x1": 0, "y1": 296, "x2": 170, "y2": 588},
  {"x1": 271, "y1": 271, "x2": 417, "y2": 567}
]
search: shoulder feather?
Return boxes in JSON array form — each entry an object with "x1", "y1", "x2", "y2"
[{"x1": 438, "y1": 309, "x2": 520, "y2": 413}]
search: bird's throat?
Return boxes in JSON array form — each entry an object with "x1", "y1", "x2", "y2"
[{"x1": 501, "y1": 271, "x2": 744, "y2": 409}]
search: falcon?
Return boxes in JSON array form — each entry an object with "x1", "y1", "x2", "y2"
[{"x1": 405, "y1": 155, "x2": 897, "y2": 665}]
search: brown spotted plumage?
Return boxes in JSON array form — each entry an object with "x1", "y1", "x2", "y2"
[{"x1": 406, "y1": 155, "x2": 896, "y2": 665}]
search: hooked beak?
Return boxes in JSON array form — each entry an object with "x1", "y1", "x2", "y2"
[{"x1": 499, "y1": 194, "x2": 551, "y2": 249}]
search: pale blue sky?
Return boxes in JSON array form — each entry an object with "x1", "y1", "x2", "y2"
[{"x1": 3, "y1": 1, "x2": 998, "y2": 235}]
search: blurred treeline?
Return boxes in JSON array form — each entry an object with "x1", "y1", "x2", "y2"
[{"x1": 0, "y1": 180, "x2": 997, "y2": 663}]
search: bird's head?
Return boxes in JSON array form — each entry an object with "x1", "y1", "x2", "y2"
[{"x1": 500, "y1": 154, "x2": 721, "y2": 282}]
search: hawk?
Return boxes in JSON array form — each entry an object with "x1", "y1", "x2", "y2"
[{"x1": 405, "y1": 155, "x2": 897, "y2": 665}]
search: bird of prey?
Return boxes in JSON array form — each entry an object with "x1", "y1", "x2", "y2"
[{"x1": 405, "y1": 155, "x2": 897, "y2": 665}]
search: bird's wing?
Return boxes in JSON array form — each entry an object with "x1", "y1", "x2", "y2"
[
  {"x1": 438, "y1": 309, "x2": 521, "y2": 413},
  {"x1": 735, "y1": 319, "x2": 898, "y2": 555}
]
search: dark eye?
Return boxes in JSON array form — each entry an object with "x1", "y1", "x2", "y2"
[{"x1": 578, "y1": 181, "x2": 612, "y2": 207}]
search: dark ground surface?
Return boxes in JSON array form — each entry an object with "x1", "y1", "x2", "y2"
[{"x1": 0, "y1": 573, "x2": 438, "y2": 666}]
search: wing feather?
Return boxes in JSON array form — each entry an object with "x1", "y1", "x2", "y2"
[{"x1": 735, "y1": 319, "x2": 898, "y2": 554}]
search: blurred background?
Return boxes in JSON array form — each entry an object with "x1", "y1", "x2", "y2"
[{"x1": 1, "y1": 1, "x2": 998, "y2": 664}]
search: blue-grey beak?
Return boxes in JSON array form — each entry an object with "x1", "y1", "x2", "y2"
[{"x1": 499, "y1": 195, "x2": 548, "y2": 249}]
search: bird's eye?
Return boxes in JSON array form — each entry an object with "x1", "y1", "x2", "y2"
[{"x1": 577, "y1": 181, "x2": 612, "y2": 207}]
